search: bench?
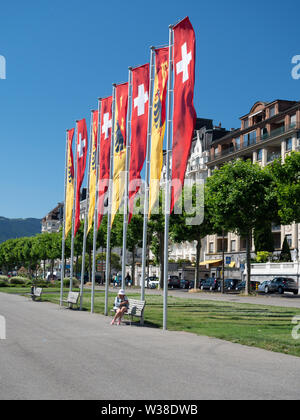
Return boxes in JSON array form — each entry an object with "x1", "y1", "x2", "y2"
[
  {"x1": 62, "y1": 291, "x2": 80, "y2": 309},
  {"x1": 30, "y1": 287, "x2": 43, "y2": 301},
  {"x1": 111, "y1": 298, "x2": 146, "y2": 325}
]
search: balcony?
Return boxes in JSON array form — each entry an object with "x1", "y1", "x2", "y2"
[{"x1": 208, "y1": 123, "x2": 300, "y2": 164}]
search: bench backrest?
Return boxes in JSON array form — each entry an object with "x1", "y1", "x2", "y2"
[
  {"x1": 128, "y1": 299, "x2": 145, "y2": 316},
  {"x1": 34, "y1": 287, "x2": 43, "y2": 297},
  {"x1": 67, "y1": 291, "x2": 79, "y2": 304}
]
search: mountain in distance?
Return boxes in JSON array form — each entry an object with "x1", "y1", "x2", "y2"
[{"x1": 0, "y1": 216, "x2": 41, "y2": 243}]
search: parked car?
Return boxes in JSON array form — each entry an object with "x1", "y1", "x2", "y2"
[
  {"x1": 236, "y1": 280, "x2": 260, "y2": 292},
  {"x1": 146, "y1": 276, "x2": 160, "y2": 289},
  {"x1": 264, "y1": 277, "x2": 298, "y2": 295},
  {"x1": 224, "y1": 278, "x2": 240, "y2": 291},
  {"x1": 180, "y1": 278, "x2": 190, "y2": 289},
  {"x1": 168, "y1": 275, "x2": 180, "y2": 288},
  {"x1": 258, "y1": 280, "x2": 271, "y2": 294},
  {"x1": 200, "y1": 277, "x2": 219, "y2": 291}
]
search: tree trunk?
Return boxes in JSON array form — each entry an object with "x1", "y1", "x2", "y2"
[
  {"x1": 195, "y1": 240, "x2": 201, "y2": 290},
  {"x1": 245, "y1": 230, "x2": 252, "y2": 295}
]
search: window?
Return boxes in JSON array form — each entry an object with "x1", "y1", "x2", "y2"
[
  {"x1": 286, "y1": 138, "x2": 292, "y2": 151},
  {"x1": 231, "y1": 240, "x2": 236, "y2": 252},
  {"x1": 244, "y1": 119, "x2": 249, "y2": 129},
  {"x1": 235, "y1": 137, "x2": 240, "y2": 150},
  {"x1": 291, "y1": 114, "x2": 296, "y2": 128},
  {"x1": 209, "y1": 242, "x2": 214, "y2": 253},
  {"x1": 214, "y1": 147, "x2": 219, "y2": 156},
  {"x1": 257, "y1": 148, "x2": 263, "y2": 161},
  {"x1": 269, "y1": 106, "x2": 276, "y2": 117},
  {"x1": 244, "y1": 131, "x2": 256, "y2": 147}
]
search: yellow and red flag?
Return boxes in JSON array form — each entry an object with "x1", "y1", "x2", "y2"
[
  {"x1": 64, "y1": 128, "x2": 75, "y2": 237},
  {"x1": 87, "y1": 110, "x2": 99, "y2": 234},
  {"x1": 111, "y1": 83, "x2": 128, "y2": 226},
  {"x1": 148, "y1": 48, "x2": 169, "y2": 217}
]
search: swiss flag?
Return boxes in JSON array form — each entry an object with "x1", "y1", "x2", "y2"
[
  {"x1": 97, "y1": 96, "x2": 113, "y2": 229},
  {"x1": 171, "y1": 17, "x2": 197, "y2": 213},
  {"x1": 128, "y1": 63, "x2": 150, "y2": 222},
  {"x1": 74, "y1": 118, "x2": 88, "y2": 237}
]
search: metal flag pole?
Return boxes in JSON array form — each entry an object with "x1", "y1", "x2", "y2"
[
  {"x1": 60, "y1": 130, "x2": 69, "y2": 306},
  {"x1": 91, "y1": 100, "x2": 102, "y2": 314},
  {"x1": 104, "y1": 86, "x2": 116, "y2": 316},
  {"x1": 141, "y1": 47, "x2": 155, "y2": 305},
  {"x1": 79, "y1": 112, "x2": 93, "y2": 310},
  {"x1": 121, "y1": 68, "x2": 133, "y2": 291},
  {"x1": 70, "y1": 122, "x2": 78, "y2": 292},
  {"x1": 163, "y1": 25, "x2": 174, "y2": 331}
]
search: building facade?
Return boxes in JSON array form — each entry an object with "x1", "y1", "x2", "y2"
[{"x1": 205, "y1": 99, "x2": 300, "y2": 266}]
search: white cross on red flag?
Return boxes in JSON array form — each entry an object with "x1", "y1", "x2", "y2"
[
  {"x1": 98, "y1": 96, "x2": 113, "y2": 229},
  {"x1": 129, "y1": 63, "x2": 150, "y2": 222},
  {"x1": 171, "y1": 17, "x2": 197, "y2": 213},
  {"x1": 74, "y1": 118, "x2": 88, "y2": 237}
]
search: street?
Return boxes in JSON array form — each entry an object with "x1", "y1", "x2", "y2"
[{"x1": 1, "y1": 292, "x2": 300, "y2": 400}]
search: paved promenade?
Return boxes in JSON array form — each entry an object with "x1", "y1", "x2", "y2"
[{"x1": 1, "y1": 292, "x2": 300, "y2": 400}]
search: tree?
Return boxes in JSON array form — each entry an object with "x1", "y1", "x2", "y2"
[
  {"x1": 205, "y1": 159, "x2": 278, "y2": 295},
  {"x1": 280, "y1": 236, "x2": 292, "y2": 262},
  {"x1": 254, "y1": 222, "x2": 275, "y2": 253},
  {"x1": 270, "y1": 152, "x2": 300, "y2": 225},
  {"x1": 170, "y1": 185, "x2": 213, "y2": 289},
  {"x1": 113, "y1": 213, "x2": 143, "y2": 285}
]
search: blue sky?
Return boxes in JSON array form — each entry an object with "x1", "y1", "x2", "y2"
[{"x1": 0, "y1": 0, "x2": 299, "y2": 218}]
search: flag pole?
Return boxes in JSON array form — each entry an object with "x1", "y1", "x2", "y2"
[
  {"x1": 104, "y1": 86, "x2": 116, "y2": 316},
  {"x1": 141, "y1": 47, "x2": 155, "y2": 305},
  {"x1": 91, "y1": 100, "x2": 102, "y2": 314},
  {"x1": 79, "y1": 112, "x2": 93, "y2": 310},
  {"x1": 163, "y1": 25, "x2": 174, "y2": 331},
  {"x1": 70, "y1": 122, "x2": 78, "y2": 291},
  {"x1": 121, "y1": 68, "x2": 133, "y2": 291},
  {"x1": 60, "y1": 130, "x2": 69, "y2": 306}
]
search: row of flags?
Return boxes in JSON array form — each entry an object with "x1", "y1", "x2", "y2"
[{"x1": 61, "y1": 16, "x2": 197, "y2": 326}]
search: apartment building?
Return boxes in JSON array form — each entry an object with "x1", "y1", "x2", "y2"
[{"x1": 205, "y1": 99, "x2": 300, "y2": 266}]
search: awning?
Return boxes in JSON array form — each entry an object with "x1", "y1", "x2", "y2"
[{"x1": 199, "y1": 259, "x2": 222, "y2": 266}]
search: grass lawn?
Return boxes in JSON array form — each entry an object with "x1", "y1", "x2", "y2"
[{"x1": 2, "y1": 287, "x2": 300, "y2": 357}]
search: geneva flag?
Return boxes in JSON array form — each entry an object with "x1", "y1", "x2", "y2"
[
  {"x1": 97, "y1": 96, "x2": 113, "y2": 229},
  {"x1": 74, "y1": 118, "x2": 88, "y2": 237},
  {"x1": 149, "y1": 48, "x2": 169, "y2": 217},
  {"x1": 171, "y1": 17, "x2": 197, "y2": 213},
  {"x1": 128, "y1": 64, "x2": 150, "y2": 222},
  {"x1": 65, "y1": 128, "x2": 75, "y2": 237},
  {"x1": 87, "y1": 110, "x2": 99, "y2": 234},
  {"x1": 111, "y1": 83, "x2": 128, "y2": 226}
]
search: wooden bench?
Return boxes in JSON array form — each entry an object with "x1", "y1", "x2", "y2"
[
  {"x1": 30, "y1": 287, "x2": 43, "y2": 301},
  {"x1": 111, "y1": 298, "x2": 146, "y2": 325},
  {"x1": 62, "y1": 291, "x2": 80, "y2": 309}
]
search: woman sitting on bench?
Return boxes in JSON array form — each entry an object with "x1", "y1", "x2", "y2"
[{"x1": 111, "y1": 289, "x2": 129, "y2": 325}]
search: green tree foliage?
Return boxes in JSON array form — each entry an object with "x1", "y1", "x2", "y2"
[
  {"x1": 205, "y1": 159, "x2": 278, "y2": 295},
  {"x1": 270, "y1": 152, "x2": 300, "y2": 225},
  {"x1": 280, "y1": 236, "x2": 292, "y2": 262}
]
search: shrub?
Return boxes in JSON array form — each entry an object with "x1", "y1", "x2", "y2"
[
  {"x1": 0, "y1": 275, "x2": 9, "y2": 282},
  {"x1": 0, "y1": 280, "x2": 9, "y2": 287},
  {"x1": 9, "y1": 276, "x2": 29, "y2": 285}
]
